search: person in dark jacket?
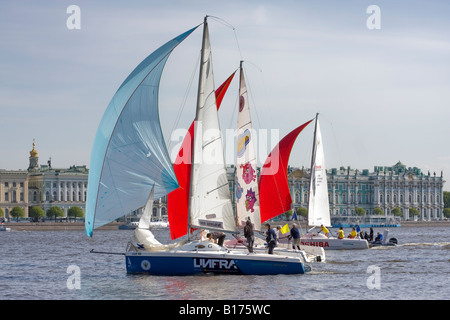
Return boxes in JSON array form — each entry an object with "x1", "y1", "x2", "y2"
[
  {"x1": 290, "y1": 223, "x2": 301, "y2": 250},
  {"x1": 265, "y1": 223, "x2": 277, "y2": 254},
  {"x1": 243, "y1": 217, "x2": 254, "y2": 253},
  {"x1": 210, "y1": 231, "x2": 226, "y2": 246}
]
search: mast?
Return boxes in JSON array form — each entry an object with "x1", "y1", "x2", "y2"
[
  {"x1": 187, "y1": 16, "x2": 208, "y2": 238},
  {"x1": 188, "y1": 16, "x2": 237, "y2": 235}
]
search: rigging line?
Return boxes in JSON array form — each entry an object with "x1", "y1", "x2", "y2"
[
  {"x1": 206, "y1": 15, "x2": 236, "y2": 30},
  {"x1": 233, "y1": 28, "x2": 244, "y2": 61},
  {"x1": 207, "y1": 15, "x2": 244, "y2": 62},
  {"x1": 206, "y1": 182, "x2": 229, "y2": 195},
  {"x1": 320, "y1": 114, "x2": 344, "y2": 167},
  {"x1": 90, "y1": 249, "x2": 125, "y2": 256},
  {"x1": 228, "y1": 86, "x2": 239, "y2": 133},
  {"x1": 242, "y1": 62, "x2": 264, "y2": 134},
  {"x1": 166, "y1": 50, "x2": 201, "y2": 153},
  {"x1": 226, "y1": 66, "x2": 241, "y2": 131}
]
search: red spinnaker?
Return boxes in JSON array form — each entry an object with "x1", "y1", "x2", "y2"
[
  {"x1": 258, "y1": 119, "x2": 313, "y2": 223},
  {"x1": 167, "y1": 72, "x2": 236, "y2": 240}
]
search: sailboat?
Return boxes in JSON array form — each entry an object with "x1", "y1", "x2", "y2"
[
  {"x1": 223, "y1": 63, "x2": 325, "y2": 263},
  {"x1": 86, "y1": 16, "x2": 310, "y2": 275},
  {"x1": 299, "y1": 114, "x2": 369, "y2": 250}
]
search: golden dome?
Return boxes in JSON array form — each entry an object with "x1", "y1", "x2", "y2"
[{"x1": 30, "y1": 140, "x2": 38, "y2": 157}]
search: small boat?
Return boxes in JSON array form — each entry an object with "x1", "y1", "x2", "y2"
[
  {"x1": 331, "y1": 216, "x2": 401, "y2": 228},
  {"x1": 118, "y1": 221, "x2": 139, "y2": 230},
  {"x1": 148, "y1": 220, "x2": 169, "y2": 229},
  {"x1": 368, "y1": 229, "x2": 398, "y2": 248},
  {"x1": 299, "y1": 115, "x2": 369, "y2": 250},
  {"x1": 0, "y1": 225, "x2": 11, "y2": 232}
]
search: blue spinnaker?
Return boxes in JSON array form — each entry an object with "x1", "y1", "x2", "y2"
[{"x1": 85, "y1": 26, "x2": 198, "y2": 236}]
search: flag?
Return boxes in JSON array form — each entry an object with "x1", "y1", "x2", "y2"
[
  {"x1": 291, "y1": 211, "x2": 297, "y2": 220},
  {"x1": 280, "y1": 224, "x2": 290, "y2": 234}
]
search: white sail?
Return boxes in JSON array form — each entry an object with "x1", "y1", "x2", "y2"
[
  {"x1": 235, "y1": 63, "x2": 261, "y2": 231},
  {"x1": 308, "y1": 118, "x2": 331, "y2": 227},
  {"x1": 189, "y1": 19, "x2": 237, "y2": 232},
  {"x1": 138, "y1": 185, "x2": 154, "y2": 230}
]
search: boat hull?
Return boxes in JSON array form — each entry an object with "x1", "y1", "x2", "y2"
[
  {"x1": 225, "y1": 239, "x2": 325, "y2": 262},
  {"x1": 125, "y1": 241, "x2": 309, "y2": 275},
  {"x1": 300, "y1": 234, "x2": 369, "y2": 250}
]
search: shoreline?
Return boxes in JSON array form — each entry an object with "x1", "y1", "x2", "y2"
[
  {"x1": 2, "y1": 222, "x2": 122, "y2": 232},
  {"x1": 3, "y1": 220, "x2": 450, "y2": 231}
]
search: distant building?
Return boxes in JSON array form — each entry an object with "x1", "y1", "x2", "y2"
[
  {"x1": 1, "y1": 142, "x2": 445, "y2": 223},
  {"x1": 27, "y1": 141, "x2": 89, "y2": 217},
  {"x1": 288, "y1": 161, "x2": 445, "y2": 221},
  {"x1": 0, "y1": 169, "x2": 29, "y2": 220},
  {"x1": 0, "y1": 141, "x2": 89, "y2": 221}
]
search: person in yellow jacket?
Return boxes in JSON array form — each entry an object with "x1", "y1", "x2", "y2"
[
  {"x1": 337, "y1": 227, "x2": 345, "y2": 239},
  {"x1": 318, "y1": 224, "x2": 330, "y2": 238},
  {"x1": 348, "y1": 228, "x2": 358, "y2": 239}
]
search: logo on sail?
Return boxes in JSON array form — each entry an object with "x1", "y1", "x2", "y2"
[
  {"x1": 237, "y1": 129, "x2": 251, "y2": 157},
  {"x1": 241, "y1": 162, "x2": 256, "y2": 184},
  {"x1": 245, "y1": 188, "x2": 257, "y2": 213},
  {"x1": 235, "y1": 180, "x2": 243, "y2": 203},
  {"x1": 239, "y1": 95, "x2": 245, "y2": 112}
]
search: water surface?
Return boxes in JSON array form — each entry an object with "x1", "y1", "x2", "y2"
[{"x1": 1, "y1": 226, "x2": 448, "y2": 300}]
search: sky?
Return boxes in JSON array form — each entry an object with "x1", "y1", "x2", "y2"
[{"x1": 1, "y1": 0, "x2": 449, "y2": 189}]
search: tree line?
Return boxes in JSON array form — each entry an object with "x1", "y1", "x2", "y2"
[
  {"x1": 444, "y1": 191, "x2": 450, "y2": 218},
  {"x1": 0, "y1": 206, "x2": 84, "y2": 222}
]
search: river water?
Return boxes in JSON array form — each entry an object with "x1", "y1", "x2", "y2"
[{"x1": 1, "y1": 225, "x2": 449, "y2": 300}]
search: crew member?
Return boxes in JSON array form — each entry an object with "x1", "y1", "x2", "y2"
[
  {"x1": 318, "y1": 224, "x2": 330, "y2": 238},
  {"x1": 337, "y1": 227, "x2": 345, "y2": 239},
  {"x1": 348, "y1": 228, "x2": 357, "y2": 239}
]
